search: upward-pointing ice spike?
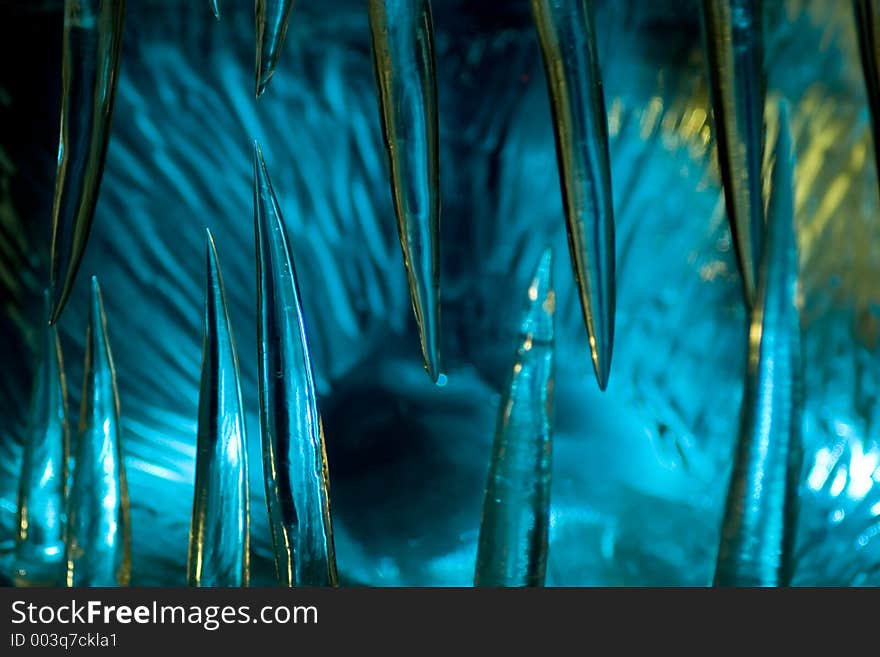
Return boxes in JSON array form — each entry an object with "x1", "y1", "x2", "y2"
[
  {"x1": 14, "y1": 292, "x2": 69, "y2": 586},
  {"x1": 475, "y1": 249, "x2": 555, "y2": 588},
  {"x1": 701, "y1": 0, "x2": 766, "y2": 308},
  {"x1": 253, "y1": 142, "x2": 338, "y2": 587},
  {"x1": 187, "y1": 230, "x2": 250, "y2": 587},
  {"x1": 65, "y1": 277, "x2": 131, "y2": 587},
  {"x1": 531, "y1": 0, "x2": 615, "y2": 390},
  {"x1": 714, "y1": 100, "x2": 803, "y2": 587},
  {"x1": 48, "y1": 0, "x2": 126, "y2": 325},
  {"x1": 255, "y1": 0, "x2": 295, "y2": 97},
  {"x1": 853, "y1": 0, "x2": 880, "y2": 183},
  {"x1": 368, "y1": 0, "x2": 442, "y2": 383}
]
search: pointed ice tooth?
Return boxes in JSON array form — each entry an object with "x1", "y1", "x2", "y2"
[
  {"x1": 211, "y1": 0, "x2": 221, "y2": 20},
  {"x1": 255, "y1": 0, "x2": 295, "y2": 97},
  {"x1": 714, "y1": 101, "x2": 803, "y2": 587},
  {"x1": 187, "y1": 230, "x2": 250, "y2": 587},
  {"x1": 475, "y1": 249, "x2": 555, "y2": 587},
  {"x1": 531, "y1": 0, "x2": 615, "y2": 390},
  {"x1": 48, "y1": 0, "x2": 126, "y2": 324},
  {"x1": 14, "y1": 292, "x2": 69, "y2": 586},
  {"x1": 700, "y1": 0, "x2": 767, "y2": 307},
  {"x1": 368, "y1": 0, "x2": 442, "y2": 383},
  {"x1": 253, "y1": 142, "x2": 338, "y2": 586},
  {"x1": 65, "y1": 277, "x2": 131, "y2": 587}
]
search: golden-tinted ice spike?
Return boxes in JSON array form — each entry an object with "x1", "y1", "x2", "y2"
[
  {"x1": 255, "y1": 0, "x2": 295, "y2": 97},
  {"x1": 854, "y1": 0, "x2": 880, "y2": 178},
  {"x1": 531, "y1": 0, "x2": 615, "y2": 390},
  {"x1": 475, "y1": 249, "x2": 555, "y2": 587},
  {"x1": 368, "y1": 0, "x2": 442, "y2": 383},
  {"x1": 14, "y1": 292, "x2": 69, "y2": 586},
  {"x1": 187, "y1": 230, "x2": 250, "y2": 587},
  {"x1": 714, "y1": 101, "x2": 803, "y2": 587},
  {"x1": 65, "y1": 277, "x2": 131, "y2": 587},
  {"x1": 254, "y1": 143, "x2": 338, "y2": 586},
  {"x1": 49, "y1": 0, "x2": 126, "y2": 324},
  {"x1": 701, "y1": 0, "x2": 766, "y2": 307}
]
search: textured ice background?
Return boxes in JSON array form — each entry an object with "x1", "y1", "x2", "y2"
[{"x1": 0, "y1": 0, "x2": 878, "y2": 585}]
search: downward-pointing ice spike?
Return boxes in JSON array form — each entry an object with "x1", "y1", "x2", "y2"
[
  {"x1": 368, "y1": 0, "x2": 442, "y2": 383},
  {"x1": 14, "y1": 293, "x2": 70, "y2": 586},
  {"x1": 701, "y1": 0, "x2": 766, "y2": 308},
  {"x1": 211, "y1": 0, "x2": 221, "y2": 20},
  {"x1": 187, "y1": 231, "x2": 250, "y2": 587},
  {"x1": 531, "y1": 0, "x2": 615, "y2": 390},
  {"x1": 65, "y1": 277, "x2": 131, "y2": 587},
  {"x1": 48, "y1": 0, "x2": 126, "y2": 325},
  {"x1": 475, "y1": 249, "x2": 555, "y2": 587},
  {"x1": 253, "y1": 143, "x2": 338, "y2": 587},
  {"x1": 255, "y1": 0, "x2": 295, "y2": 97},
  {"x1": 714, "y1": 101, "x2": 803, "y2": 587},
  {"x1": 853, "y1": 1, "x2": 880, "y2": 180}
]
